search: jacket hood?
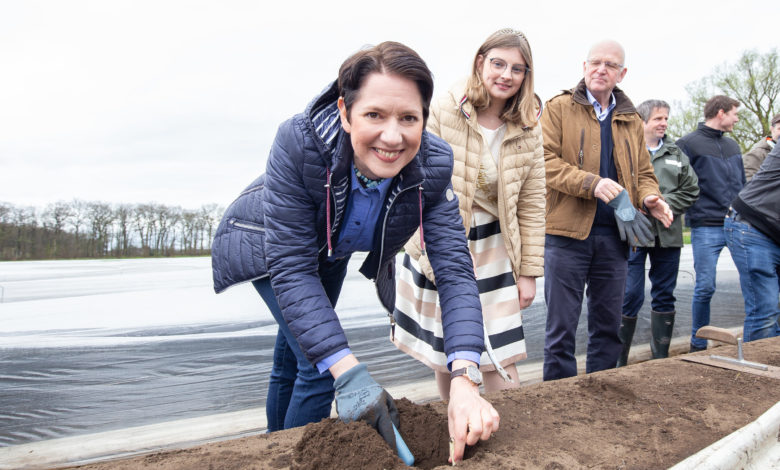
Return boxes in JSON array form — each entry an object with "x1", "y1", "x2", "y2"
[
  {"x1": 567, "y1": 79, "x2": 637, "y2": 116},
  {"x1": 305, "y1": 81, "x2": 346, "y2": 167}
]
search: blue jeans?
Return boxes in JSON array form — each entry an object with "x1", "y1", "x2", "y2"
[
  {"x1": 543, "y1": 233, "x2": 628, "y2": 381},
  {"x1": 724, "y1": 216, "x2": 780, "y2": 342},
  {"x1": 252, "y1": 257, "x2": 349, "y2": 431},
  {"x1": 690, "y1": 226, "x2": 727, "y2": 349},
  {"x1": 623, "y1": 245, "x2": 681, "y2": 318}
]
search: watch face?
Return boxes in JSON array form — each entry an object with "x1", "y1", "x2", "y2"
[{"x1": 467, "y1": 366, "x2": 482, "y2": 384}]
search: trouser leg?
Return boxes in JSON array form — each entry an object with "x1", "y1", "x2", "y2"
[
  {"x1": 265, "y1": 330, "x2": 298, "y2": 431},
  {"x1": 724, "y1": 219, "x2": 780, "y2": 342},
  {"x1": 690, "y1": 226, "x2": 725, "y2": 350},
  {"x1": 622, "y1": 248, "x2": 648, "y2": 319},
  {"x1": 543, "y1": 235, "x2": 590, "y2": 381},
  {"x1": 253, "y1": 278, "x2": 335, "y2": 430},
  {"x1": 584, "y1": 234, "x2": 628, "y2": 373}
]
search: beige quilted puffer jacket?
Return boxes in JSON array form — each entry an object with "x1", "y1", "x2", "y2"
[{"x1": 405, "y1": 82, "x2": 546, "y2": 283}]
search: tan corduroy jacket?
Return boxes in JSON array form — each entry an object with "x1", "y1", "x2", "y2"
[
  {"x1": 541, "y1": 80, "x2": 660, "y2": 239},
  {"x1": 405, "y1": 82, "x2": 546, "y2": 282}
]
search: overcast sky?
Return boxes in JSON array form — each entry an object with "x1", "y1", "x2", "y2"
[{"x1": 1, "y1": 0, "x2": 775, "y2": 209}]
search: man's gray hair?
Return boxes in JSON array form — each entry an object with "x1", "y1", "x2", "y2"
[{"x1": 636, "y1": 99, "x2": 670, "y2": 122}]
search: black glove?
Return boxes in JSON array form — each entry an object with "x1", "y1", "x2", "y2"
[
  {"x1": 608, "y1": 190, "x2": 654, "y2": 247},
  {"x1": 333, "y1": 363, "x2": 400, "y2": 453}
]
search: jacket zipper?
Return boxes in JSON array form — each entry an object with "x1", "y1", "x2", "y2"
[
  {"x1": 238, "y1": 184, "x2": 264, "y2": 197},
  {"x1": 379, "y1": 181, "x2": 422, "y2": 340},
  {"x1": 578, "y1": 129, "x2": 585, "y2": 169},
  {"x1": 229, "y1": 218, "x2": 265, "y2": 232},
  {"x1": 319, "y1": 169, "x2": 339, "y2": 255},
  {"x1": 375, "y1": 182, "x2": 422, "y2": 279}
]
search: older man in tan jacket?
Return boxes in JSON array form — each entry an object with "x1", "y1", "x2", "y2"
[{"x1": 540, "y1": 39, "x2": 672, "y2": 381}]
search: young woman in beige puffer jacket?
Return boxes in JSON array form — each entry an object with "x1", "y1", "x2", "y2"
[{"x1": 392, "y1": 28, "x2": 546, "y2": 398}]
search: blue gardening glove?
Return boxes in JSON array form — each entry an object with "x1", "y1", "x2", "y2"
[
  {"x1": 334, "y1": 363, "x2": 400, "y2": 453},
  {"x1": 608, "y1": 190, "x2": 654, "y2": 247}
]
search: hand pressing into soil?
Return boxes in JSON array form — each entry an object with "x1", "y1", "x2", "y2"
[{"x1": 448, "y1": 360, "x2": 500, "y2": 464}]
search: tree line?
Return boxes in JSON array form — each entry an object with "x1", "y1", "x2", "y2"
[{"x1": 0, "y1": 200, "x2": 224, "y2": 260}]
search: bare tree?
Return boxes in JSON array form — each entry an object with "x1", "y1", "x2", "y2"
[
  {"x1": 200, "y1": 203, "x2": 223, "y2": 251},
  {"x1": 0, "y1": 202, "x2": 12, "y2": 257},
  {"x1": 113, "y1": 204, "x2": 133, "y2": 257},
  {"x1": 67, "y1": 199, "x2": 90, "y2": 256},
  {"x1": 10, "y1": 205, "x2": 37, "y2": 259},
  {"x1": 87, "y1": 202, "x2": 115, "y2": 257},
  {"x1": 668, "y1": 48, "x2": 779, "y2": 150},
  {"x1": 42, "y1": 201, "x2": 73, "y2": 257},
  {"x1": 133, "y1": 203, "x2": 156, "y2": 255}
]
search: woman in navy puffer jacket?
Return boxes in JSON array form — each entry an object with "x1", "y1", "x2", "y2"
[{"x1": 211, "y1": 42, "x2": 498, "y2": 464}]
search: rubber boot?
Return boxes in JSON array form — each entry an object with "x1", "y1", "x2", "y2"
[
  {"x1": 650, "y1": 310, "x2": 675, "y2": 359},
  {"x1": 616, "y1": 315, "x2": 637, "y2": 367}
]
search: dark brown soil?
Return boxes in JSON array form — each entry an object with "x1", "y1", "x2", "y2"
[
  {"x1": 64, "y1": 337, "x2": 780, "y2": 470},
  {"x1": 288, "y1": 399, "x2": 449, "y2": 470}
]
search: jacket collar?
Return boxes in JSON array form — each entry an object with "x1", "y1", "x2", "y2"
[
  {"x1": 697, "y1": 122, "x2": 725, "y2": 138},
  {"x1": 652, "y1": 135, "x2": 679, "y2": 160},
  {"x1": 569, "y1": 79, "x2": 637, "y2": 116}
]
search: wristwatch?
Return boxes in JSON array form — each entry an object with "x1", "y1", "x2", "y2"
[{"x1": 450, "y1": 365, "x2": 482, "y2": 386}]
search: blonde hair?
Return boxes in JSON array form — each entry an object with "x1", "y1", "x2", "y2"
[{"x1": 465, "y1": 28, "x2": 538, "y2": 127}]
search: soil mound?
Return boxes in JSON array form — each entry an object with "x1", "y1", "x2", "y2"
[
  {"x1": 65, "y1": 337, "x2": 780, "y2": 470},
  {"x1": 290, "y1": 399, "x2": 449, "y2": 470}
]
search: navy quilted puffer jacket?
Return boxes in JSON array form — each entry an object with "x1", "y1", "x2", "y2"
[{"x1": 211, "y1": 82, "x2": 484, "y2": 366}]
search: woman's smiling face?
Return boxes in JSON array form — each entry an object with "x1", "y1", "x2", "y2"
[{"x1": 338, "y1": 72, "x2": 424, "y2": 180}]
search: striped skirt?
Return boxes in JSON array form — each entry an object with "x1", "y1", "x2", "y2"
[{"x1": 392, "y1": 207, "x2": 527, "y2": 373}]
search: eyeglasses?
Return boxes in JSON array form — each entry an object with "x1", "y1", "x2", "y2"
[
  {"x1": 488, "y1": 57, "x2": 530, "y2": 76},
  {"x1": 587, "y1": 59, "x2": 623, "y2": 72}
]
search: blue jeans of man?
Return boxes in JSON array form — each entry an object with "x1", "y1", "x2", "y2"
[
  {"x1": 252, "y1": 257, "x2": 349, "y2": 431},
  {"x1": 543, "y1": 232, "x2": 628, "y2": 381},
  {"x1": 623, "y1": 245, "x2": 681, "y2": 318},
  {"x1": 724, "y1": 216, "x2": 780, "y2": 342},
  {"x1": 690, "y1": 226, "x2": 728, "y2": 349}
]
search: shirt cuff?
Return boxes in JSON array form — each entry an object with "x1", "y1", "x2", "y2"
[
  {"x1": 447, "y1": 351, "x2": 481, "y2": 371},
  {"x1": 316, "y1": 348, "x2": 352, "y2": 374}
]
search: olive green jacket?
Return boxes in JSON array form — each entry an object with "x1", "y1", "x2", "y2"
[{"x1": 649, "y1": 136, "x2": 699, "y2": 247}]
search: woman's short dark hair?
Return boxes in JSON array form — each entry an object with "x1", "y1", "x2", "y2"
[{"x1": 337, "y1": 41, "x2": 434, "y2": 125}]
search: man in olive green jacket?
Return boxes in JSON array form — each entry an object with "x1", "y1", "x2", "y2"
[
  {"x1": 618, "y1": 100, "x2": 699, "y2": 366},
  {"x1": 541, "y1": 40, "x2": 672, "y2": 381}
]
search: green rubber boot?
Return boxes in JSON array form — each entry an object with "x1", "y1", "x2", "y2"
[
  {"x1": 616, "y1": 315, "x2": 637, "y2": 367},
  {"x1": 650, "y1": 310, "x2": 675, "y2": 359}
]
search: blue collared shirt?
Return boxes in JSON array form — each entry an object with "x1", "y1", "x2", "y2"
[
  {"x1": 647, "y1": 138, "x2": 663, "y2": 156},
  {"x1": 329, "y1": 169, "x2": 392, "y2": 259},
  {"x1": 316, "y1": 165, "x2": 481, "y2": 373},
  {"x1": 586, "y1": 89, "x2": 617, "y2": 122}
]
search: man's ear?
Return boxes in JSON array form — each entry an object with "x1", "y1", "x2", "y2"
[
  {"x1": 616, "y1": 66, "x2": 627, "y2": 84},
  {"x1": 337, "y1": 97, "x2": 351, "y2": 133}
]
